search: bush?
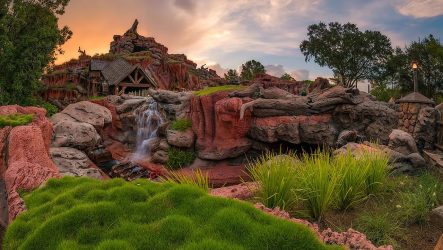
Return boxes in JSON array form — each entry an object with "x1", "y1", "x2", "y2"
[
  {"x1": 4, "y1": 177, "x2": 341, "y2": 250},
  {"x1": 194, "y1": 85, "x2": 245, "y2": 96},
  {"x1": 167, "y1": 148, "x2": 196, "y2": 170},
  {"x1": 40, "y1": 102, "x2": 58, "y2": 117},
  {"x1": 356, "y1": 212, "x2": 402, "y2": 247},
  {"x1": 171, "y1": 119, "x2": 192, "y2": 131},
  {"x1": 161, "y1": 169, "x2": 210, "y2": 192},
  {"x1": 247, "y1": 152, "x2": 299, "y2": 211},
  {"x1": 397, "y1": 172, "x2": 442, "y2": 224},
  {"x1": 0, "y1": 114, "x2": 34, "y2": 128},
  {"x1": 295, "y1": 151, "x2": 340, "y2": 221}
]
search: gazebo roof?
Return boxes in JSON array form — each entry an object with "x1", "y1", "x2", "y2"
[{"x1": 397, "y1": 92, "x2": 434, "y2": 105}]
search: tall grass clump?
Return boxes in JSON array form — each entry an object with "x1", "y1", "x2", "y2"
[
  {"x1": 247, "y1": 152, "x2": 298, "y2": 211},
  {"x1": 295, "y1": 150, "x2": 340, "y2": 221},
  {"x1": 167, "y1": 148, "x2": 196, "y2": 170},
  {"x1": 333, "y1": 151, "x2": 368, "y2": 210},
  {"x1": 356, "y1": 212, "x2": 402, "y2": 247},
  {"x1": 360, "y1": 149, "x2": 389, "y2": 195},
  {"x1": 161, "y1": 169, "x2": 210, "y2": 191}
]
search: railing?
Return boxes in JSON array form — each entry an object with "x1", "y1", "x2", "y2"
[{"x1": 126, "y1": 89, "x2": 150, "y2": 97}]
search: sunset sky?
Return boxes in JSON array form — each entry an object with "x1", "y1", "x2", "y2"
[{"x1": 58, "y1": 0, "x2": 443, "y2": 80}]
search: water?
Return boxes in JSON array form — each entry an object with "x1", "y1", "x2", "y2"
[{"x1": 132, "y1": 101, "x2": 164, "y2": 160}]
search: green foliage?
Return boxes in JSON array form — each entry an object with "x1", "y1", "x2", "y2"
[
  {"x1": 240, "y1": 60, "x2": 266, "y2": 81},
  {"x1": 89, "y1": 96, "x2": 105, "y2": 101},
  {"x1": 161, "y1": 169, "x2": 210, "y2": 192},
  {"x1": 370, "y1": 84, "x2": 401, "y2": 102},
  {"x1": 356, "y1": 212, "x2": 402, "y2": 247},
  {"x1": 167, "y1": 148, "x2": 196, "y2": 170},
  {"x1": 300, "y1": 22, "x2": 392, "y2": 88},
  {"x1": 360, "y1": 149, "x2": 389, "y2": 195},
  {"x1": 397, "y1": 172, "x2": 442, "y2": 224},
  {"x1": 39, "y1": 102, "x2": 58, "y2": 117},
  {"x1": 194, "y1": 85, "x2": 245, "y2": 97},
  {"x1": 4, "y1": 177, "x2": 340, "y2": 250},
  {"x1": 171, "y1": 119, "x2": 192, "y2": 131},
  {"x1": 0, "y1": 114, "x2": 34, "y2": 128},
  {"x1": 0, "y1": 0, "x2": 72, "y2": 105},
  {"x1": 224, "y1": 69, "x2": 240, "y2": 84},
  {"x1": 280, "y1": 73, "x2": 295, "y2": 81},
  {"x1": 247, "y1": 153, "x2": 299, "y2": 211}
]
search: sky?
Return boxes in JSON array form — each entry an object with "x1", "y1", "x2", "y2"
[{"x1": 57, "y1": 0, "x2": 443, "y2": 80}]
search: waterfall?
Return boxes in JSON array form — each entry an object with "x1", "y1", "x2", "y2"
[{"x1": 132, "y1": 100, "x2": 164, "y2": 160}]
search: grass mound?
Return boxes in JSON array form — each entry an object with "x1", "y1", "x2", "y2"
[
  {"x1": 194, "y1": 85, "x2": 245, "y2": 96},
  {"x1": 0, "y1": 114, "x2": 34, "y2": 128},
  {"x1": 3, "y1": 177, "x2": 340, "y2": 250},
  {"x1": 171, "y1": 119, "x2": 192, "y2": 131}
]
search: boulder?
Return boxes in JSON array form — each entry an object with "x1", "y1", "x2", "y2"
[
  {"x1": 61, "y1": 101, "x2": 112, "y2": 129},
  {"x1": 405, "y1": 153, "x2": 426, "y2": 168},
  {"x1": 50, "y1": 112, "x2": 77, "y2": 126},
  {"x1": 115, "y1": 98, "x2": 146, "y2": 114},
  {"x1": 52, "y1": 121, "x2": 101, "y2": 150},
  {"x1": 336, "y1": 130, "x2": 358, "y2": 147},
  {"x1": 249, "y1": 116, "x2": 300, "y2": 144},
  {"x1": 299, "y1": 114, "x2": 337, "y2": 145},
  {"x1": 388, "y1": 129, "x2": 418, "y2": 155},
  {"x1": 431, "y1": 206, "x2": 443, "y2": 227},
  {"x1": 414, "y1": 107, "x2": 438, "y2": 150},
  {"x1": 435, "y1": 234, "x2": 443, "y2": 250},
  {"x1": 151, "y1": 150, "x2": 168, "y2": 164},
  {"x1": 166, "y1": 129, "x2": 195, "y2": 148},
  {"x1": 50, "y1": 147, "x2": 103, "y2": 179}
]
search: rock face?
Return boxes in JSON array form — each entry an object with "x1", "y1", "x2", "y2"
[
  {"x1": 191, "y1": 93, "x2": 252, "y2": 160},
  {"x1": 50, "y1": 147, "x2": 103, "y2": 179},
  {"x1": 52, "y1": 121, "x2": 101, "y2": 149},
  {"x1": 0, "y1": 106, "x2": 60, "y2": 222},
  {"x1": 60, "y1": 101, "x2": 112, "y2": 129}
]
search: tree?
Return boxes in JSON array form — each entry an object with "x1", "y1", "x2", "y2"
[
  {"x1": 0, "y1": 0, "x2": 72, "y2": 105},
  {"x1": 280, "y1": 73, "x2": 294, "y2": 81},
  {"x1": 300, "y1": 22, "x2": 392, "y2": 88},
  {"x1": 224, "y1": 69, "x2": 239, "y2": 84},
  {"x1": 240, "y1": 60, "x2": 266, "y2": 80}
]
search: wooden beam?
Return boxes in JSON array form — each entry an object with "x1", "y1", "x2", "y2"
[{"x1": 128, "y1": 74, "x2": 136, "y2": 84}]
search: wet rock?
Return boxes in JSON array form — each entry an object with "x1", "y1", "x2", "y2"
[
  {"x1": 166, "y1": 129, "x2": 195, "y2": 148},
  {"x1": 115, "y1": 98, "x2": 146, "y2": 114},
  {"x1": 52, "y1": 121, "x2": 101, "y2": 150},
  {"x1": 152, "y1": 150, "x2": 168, "y2": 164},
  {"x1": 50, "y1": 147, "x2": 103, "y2": 179},
  {"x1": 388, "y1": 129, "x2": 418, "y2": 155}
]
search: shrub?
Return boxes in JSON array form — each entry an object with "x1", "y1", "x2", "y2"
[
  {"x1": 397, "y1": 172, "x2": 442, "y2": 225},
  {"x1": 0, "y1": 114, "x2": 34, "y2": 128},
  {"x1": 247, "y1": 152, "x2": 299, "y2": 211},
  {"x1": 171, "y1": 119, "x2": 192, "y2": 131},
  {"x1": 295, "y1": 151, "x2": 340, "y2": 221},
  {"x1": 333, "y1": 151, "x2": 368, "y2": 210},
  {"x1": 161, "y1": 169, "x2": 210, "y2": 191},
  {"x1": 4, "y1": 177, "x2": 341, "y2": 250},
  {"x1": 40, "y1": 102, "x2": 59, "y2": 117},
  {"x1": 167, "y1": 148, "x2": 196, "y2": 170},
  {"x1": 194, "y1": 85, "x2": 245, "y2": 96},
  {"x1": 356, "y1": 212, "x2": 402, "y2": 247}
]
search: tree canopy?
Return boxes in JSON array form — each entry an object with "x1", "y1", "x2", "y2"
[
  {"x1": 300, "y1": 22, "x2": 392, "y2": 88},
  {"x1": 280, "y1": 73, "x2": 295, "y2": 81},
  {"x1": 0, "y1": 0, "x2": 72, "y2": 105},
  {"x1": 224, "y1": 69, "x2": 240, "y2": 84},
  {"x1": 240, "y1": 60, "x2": 266, "y2": 80}
]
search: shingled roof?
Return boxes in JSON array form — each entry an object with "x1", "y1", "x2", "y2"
[
  {"x1": 90, "y1": 60, "x2": 110, "y2": 71},
  {"x1": 102, "y1": 58, "x2": 134, "y2": 86},
  {"x1": 397, "y1": 92, "x2": 434, "y2": 105}
]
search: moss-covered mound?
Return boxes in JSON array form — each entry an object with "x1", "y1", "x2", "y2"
[
  {"x1": 194, "y1": 85, "x2": 245, "y2": 96},
  {"x1": 0, "y1": 114, "x2": 34, "y2": 128},
  {"x1": 4, "y1": 177, "x2": 340, "y2": 250}
]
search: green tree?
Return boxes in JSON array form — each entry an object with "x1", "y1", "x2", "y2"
[
  {"x1": 224, "y1": 69, "x2": 239, "y2": 84},
  {"x1": 0, "y1": 0, "x2": 72, "y2": 105},
  {"x1": 240, "y1": 60, "x2": 266, "y2": 80},
  {"x1": 300, "y1": 22, "x2": 392, "y2": 88},
  {"x1": 280, "y1": 73, "x2": 295, "y2": 81}
]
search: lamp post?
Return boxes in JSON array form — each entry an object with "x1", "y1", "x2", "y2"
[{"x1": 411, "y1": 60, "x2": 418, "y2": 92}]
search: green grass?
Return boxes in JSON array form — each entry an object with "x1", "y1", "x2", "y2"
[
  {"x1": 167, "y1": 148, "x2": 196, "y2": 170},
  {"x1": 171, "y1": 119, "x2": 192, "y2": 131},
  {"x1": 194, "y1": 85, "x2": 245, "y2": 96},
  {"x1": 89, "y1": 96, "x2": 105, "y2": 101},
  {"x1": 39, "y1": 102, "x2": 59, "y2": 117},
  {"x1": 161, "y1": 169, "x2": 210, "y2": 192},
  {"x1": 0, "y1": 114, "x2": 34, "y2": 128},
  {"x1": 356, "y1": 212, "x2": 402, "y2": 247},
  {"x1": 247, "y1": 153, "x2": 299, "y2": 211},
  {"x1": 3, "y1": 177, "x2": 342, "y2": 250}
]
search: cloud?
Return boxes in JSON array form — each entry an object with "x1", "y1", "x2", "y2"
[
  {"x1": 397, "y1": 0, "x2": 443, "y2": 18},
  {"x1": 174, "y1": 0, "x2": 197, "y2": 13},
  {"x1": 207, "y1": 63, "x2": 229, "y2": 76},
  {"x1": 290, "y1": 69, "x2": 310, "y2": 80},
  {"x1": 265, "y1": 64, "x2": 286, "y2": 77}
]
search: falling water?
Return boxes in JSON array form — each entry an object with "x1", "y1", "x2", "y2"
[{"x1": 132, "y1": 101, "x2": 164, "y2": 160}]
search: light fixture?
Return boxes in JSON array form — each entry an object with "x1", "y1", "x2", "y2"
[{"x1": 411, "y1": 60, "x2": 418, "y2": 70}]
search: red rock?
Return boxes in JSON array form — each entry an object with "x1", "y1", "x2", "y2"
[
  {"x1": 191, "y1": 92, "x2": 252, "y2": 160},
  {"x1": 0, "y1": 127, "x2": 12, "y2": 176},
  {"x1": 210, "y1": 182, "x2": 258, "y2": 199},
  {"x1": 435, "y1": 234, "x2": 443, "y2": 250}
]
